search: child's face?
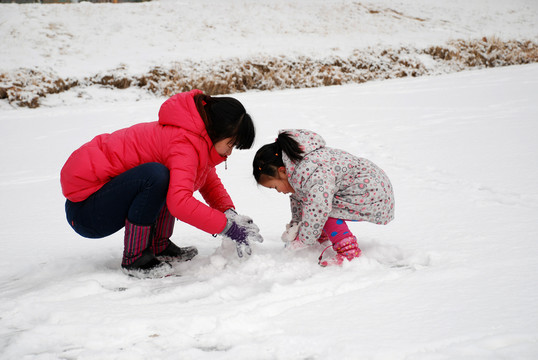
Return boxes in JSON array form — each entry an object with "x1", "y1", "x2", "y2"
[{"x1": 259, "y1": 167, "x2": 295, "y2": 194}]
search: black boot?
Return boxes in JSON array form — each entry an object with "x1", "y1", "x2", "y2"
[
  {"x1": 122, "y1": 248, "x2": 173, "y2": 279},
  {"x1": 151, "y1": 205, "x2": 198, "y2": 262},
  {"x1": 121, "y1": 220, "x2": 172, "y2": 279},
  {"x1": 155, "y1": 241, "x2": 198, "y2": 262}
]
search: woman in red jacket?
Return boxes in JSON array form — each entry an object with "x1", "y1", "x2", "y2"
[{"x1": 61, "y1": 90, "x2": 263, "y2": 278}]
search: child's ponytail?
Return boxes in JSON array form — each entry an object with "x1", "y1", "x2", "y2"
[
  {"x1": 277, "y1": 132, "x2": 303, "y2": 163},
  {"x1": 253, "y1": 131, "x2": 304, "y2": 182}
]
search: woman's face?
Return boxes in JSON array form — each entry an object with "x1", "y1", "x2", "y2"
[
  {"x1": 259, "y1": 167, "x2": 295, "y2": 194},
  {"x1": 214, "y1": 137, "x2": 235, "y2": 157}
]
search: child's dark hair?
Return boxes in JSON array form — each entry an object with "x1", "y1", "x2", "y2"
[
  {"x1": 194, "y1": 94, "x2": 255, "y2": 149},
  {"x1": 253, "y1": 132, "x2": 304, "y2": 182}
]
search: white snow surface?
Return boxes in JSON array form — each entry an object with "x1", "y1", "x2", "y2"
[
  {"x1": 1, "y1": 1, "x2": 538, "y2": 359},
  {"x1": 1, "y1": 0, "x2": 537, "y2": 77},
  {"x1": 2, "y1": 63, "x2": 538, "y2": 360}
]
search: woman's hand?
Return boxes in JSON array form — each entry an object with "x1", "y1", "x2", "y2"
[
  {"x1": 221, "y1": 210, "x2": 264, "y2": 257},
  {"x1": 224, "y1": 208, "x2": 261, "y2": 233}
]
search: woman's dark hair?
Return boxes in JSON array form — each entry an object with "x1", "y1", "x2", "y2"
[
  {"x1": 253, "y1": 132, "x2": 304, "y2": 182},
  {"x1": 194, "y1": 94, "x2": 255, "y2": 149}
]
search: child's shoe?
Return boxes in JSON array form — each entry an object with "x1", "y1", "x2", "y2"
[
  {"x1": 121, "y1": 248, "x2": 173, "y2": 279},
  {"x1": 319, "y1": 236, "x2": 362, "y2": 267},
  {"x1": 155, "y1": 241, "x2": 198, "y2": 262}
]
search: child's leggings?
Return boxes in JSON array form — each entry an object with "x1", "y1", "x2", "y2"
[{"x1": 323, "y1": 217, "x2": 354, "y2": 243}]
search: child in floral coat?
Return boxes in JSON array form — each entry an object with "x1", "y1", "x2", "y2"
[{"x1": 253, "y1": 129, "x2": 394, "y2": 266}]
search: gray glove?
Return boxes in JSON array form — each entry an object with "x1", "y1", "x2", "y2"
[
  {"x1": 224, "y1": 208, "x2": 261, "y2": 234},
  {"x1": 221, "y1": 210, "x2": 264, "y2": 257}
]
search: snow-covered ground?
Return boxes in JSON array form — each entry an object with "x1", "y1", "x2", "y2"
[
  {"x1": 1, "y1": 63, "x2": 538, "y2": 360},
  {"x1": 1, "y1": 0, "x2": 538, "y2": 359},
  {"x1": 1, "y1": 0, "x2": 536, "y2": 77}
]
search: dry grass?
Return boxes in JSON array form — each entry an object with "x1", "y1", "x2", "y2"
[
  {"x1": 0, "y1": 70, "x2": 79, "y2": 108},
  {"x1": 425, "y1": 37, "x2": 537, "y2": 67},
  {"x1": 1, "y1": 37, "x2": 537, "y2": 108}
]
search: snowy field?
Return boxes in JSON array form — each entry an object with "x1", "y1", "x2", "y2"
[
  {"x1": 1, "y1": 64, "x2": 538, "y2": 360},
  {"x1": 1, "y1": 0, "x2": 536, "y2": 77},
  {"x1": 1, "y1": 0, "x2": 538, "y2": 359}
]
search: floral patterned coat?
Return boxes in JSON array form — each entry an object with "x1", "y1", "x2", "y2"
[{"x1": 281, "y1": 129, "x2": 395, "y2": 245}]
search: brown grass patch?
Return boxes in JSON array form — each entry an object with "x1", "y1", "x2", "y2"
[{"x1": 1, "y1": 37, "x2": 537, "y2": 108}]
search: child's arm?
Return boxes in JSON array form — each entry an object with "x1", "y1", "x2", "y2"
[
  {"x1": 289, "y1": 194, "x2": 303, "y2": 224},
  {"x1": 280, "y1": 195, "x2": 303, "y2": 244}
]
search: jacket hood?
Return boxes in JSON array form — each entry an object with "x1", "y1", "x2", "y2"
[
  {"x1": 158, "y1": 89, "x2": 205, "y2": 135},
  {"x1": 159, "y1": 89, "x2": 227, "y2": 165},
  {"x1": 279, "y1": 129, "x2": 326, "y2": 155}
]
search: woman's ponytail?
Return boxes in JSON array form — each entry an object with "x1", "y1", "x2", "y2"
[{"x1": 194, "y1": 94, "x2": 213, "y2": 128}]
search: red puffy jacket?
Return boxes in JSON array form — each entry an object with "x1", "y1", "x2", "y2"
[{"x1": 60, "y1": 89, "x2": 232, "y2": 234}]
